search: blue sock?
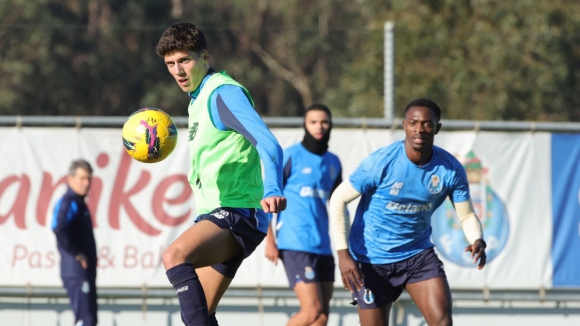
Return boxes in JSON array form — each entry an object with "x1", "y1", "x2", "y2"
[
  {"x1": 209, "y1": 312, "x2": 219, "y2": 326},
  {"x1": 166, "y1": 263, "x2": 209, "y2": 326}
]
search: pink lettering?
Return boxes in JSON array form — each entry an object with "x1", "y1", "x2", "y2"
[
  {"x1": 109, "y1": 151, "x2": 160, "y2": 235},
  {"x1": 152, "y1": 175, "x2": 192, "y2": 226},
  {"x1": 122, "y1": 245, "x2": 163, "y2": 269},
  {"x1": 29, "y1": 251, "x2": 42, "y2": 268},
  {"x1": 0, "y1": 175, "x2": 30, "y2": 228},
  {"x1": 46, "y1": 251, "x2": 56, "y2": 268},
  {"x1": 123, "y1": 245, "x2": 139, "y2": 268},
  {"x1": 12, "y1": 244, "x2": 28, "y2": 266},
  {"x1": 86, "y1": 153, "x2": 109, "y2": 228},
  {"x1": 36, "y1": 172, "x2": 67, "y2": 226},
  {"x1": 141, "y1": 251, "x2": 156, "y2": 268},
  {"x1": 11, "y1": 245, "x2": 56, "y2": 268}
]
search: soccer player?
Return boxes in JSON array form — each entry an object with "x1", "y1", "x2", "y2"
[
  {"x1": 329, "y1": 98, "x2": 487, "y2": 326},
  {"x1": 265, "y1": 104, "x2": 342, "y2": 326},
  {"x1": 52, "y1": 159, "x2": 97, "y2": 326},
  {"x1": 156, "y1": 23, "x2": 286, "y2": 326}
]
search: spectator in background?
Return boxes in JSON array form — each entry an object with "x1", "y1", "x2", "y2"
[
  {"x1": 52, "y1": 159, "x2": 97, "y2": 326},
  {"x1": 265, "y1": 104, "x2": 343, "y2": 326}
]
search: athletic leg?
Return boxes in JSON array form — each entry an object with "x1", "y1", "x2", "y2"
[
  {"x1": 197, "y1": 266, "x2": 234, "y2": 323},
  {"x1": 163, "y1": 220, "x2": 242, "y2": 269},
  {"x1": 163, "y1": 220, "x2": 243, "y2": 326},
  {"x1": 405, "y1": 277, "x2": 452, "y2": 326},
  {"x1": 287, "y1": 282, "x2": 323, "y2": 326},
  {"x1": 351, "y1": 262, "x2": 403, "y2": 326},
  {"x1": 314, "y1": 281, "x2": 334, "y2": 326},
  {"x1": 357, "y1": 304, "x2": 392, "y2": 326}
]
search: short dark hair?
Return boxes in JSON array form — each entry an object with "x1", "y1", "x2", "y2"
[
  {"x1": 156, "y1": 22, "x2": 207, "y2": 57},
  {"x1": 404, "y1": 98, "x2": 441, "y2": 122},
  {"x1": 69, "y1": 159, "x2": 93, "y2": 176},
  {"x1": 304, "y1": 103, "x2": 332, "y2": 119}
]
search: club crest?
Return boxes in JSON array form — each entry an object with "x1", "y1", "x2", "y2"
[
  {"x1": 363, "y1": 288, "x2": 375, "y2": 304},
  {"x1": 428, "y1": 174, "x2": 443, "y2": 194},
  {"x1": 304, "y1": 266, "x2": 315, "y2": 280}
]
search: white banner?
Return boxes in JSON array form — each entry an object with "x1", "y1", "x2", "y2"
[{"x1": 0, "y1": 128, "x2": 552, "y2": 289}]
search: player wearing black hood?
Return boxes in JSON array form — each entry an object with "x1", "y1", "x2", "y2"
[{"x1": 265, "y1": 104, "x2": 343, "y2": 326}]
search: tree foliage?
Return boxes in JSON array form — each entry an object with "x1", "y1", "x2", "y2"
[{"x1": 1, "y1": 0, "x2": 579, "y2": 120}]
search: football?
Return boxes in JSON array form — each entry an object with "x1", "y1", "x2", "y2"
[{"x1": 122, "y1": 108, "x2": 178, "y2": 163}]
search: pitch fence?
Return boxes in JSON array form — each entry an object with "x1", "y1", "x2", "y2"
[
  {"x1": 1, "y1": 286, "x2": 580, "y2": 303},
  {"x1": 1, "y1": 116, "x2": 580, "y2": 132}
]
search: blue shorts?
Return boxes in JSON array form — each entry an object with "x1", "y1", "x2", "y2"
[
  {"x1": 196, "y1": 207, "x2": 266, "y2": 278},
  {"x1": 279, "y1": 250, "x2": 335, "y2": 288},
  {"x1": 62, "y1": 277, "x2": 98, "y2": 326},
  {"x1": 351, "y1": 248, "x2": 446, "y2": 309}
]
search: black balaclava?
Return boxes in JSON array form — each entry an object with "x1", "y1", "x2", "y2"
[{"x1": 301, "y1": 104, "x2": 332, "y2": 155}]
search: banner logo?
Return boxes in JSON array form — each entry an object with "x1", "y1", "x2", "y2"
[{"x1": 431, "y1": 151, "x2": 510, "y2": 267}]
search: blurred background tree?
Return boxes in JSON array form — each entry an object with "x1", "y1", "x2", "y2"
[{"x1": 1, "y1": 0, "x2": 579, "y2": 120}]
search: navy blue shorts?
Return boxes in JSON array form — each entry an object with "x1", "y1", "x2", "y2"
[
  {"x1": 196, "y1": 207, "x2": 266, "y2": 278},
  {"x1": 62, "y1": 277, "x2": 98, "y2": 326},
  {"x1": 279, "y1": 250, "x2": 335, "y2": 288},
  {"x1": 351, "y1": 248, "x2": 446, "y2": 309}
]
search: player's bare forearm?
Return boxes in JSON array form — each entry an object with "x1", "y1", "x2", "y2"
[{"x1": 264, "y1": 214, "x2": 280, "y2": 264}]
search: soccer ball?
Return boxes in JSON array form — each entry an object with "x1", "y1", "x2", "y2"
[{"x1": 122, "y1": 108, "x2": 178, "y2": 163}]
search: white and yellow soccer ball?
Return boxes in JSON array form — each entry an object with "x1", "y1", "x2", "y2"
[{"x1": 122, "y1": 108, "x2": 178, "y2": 163}]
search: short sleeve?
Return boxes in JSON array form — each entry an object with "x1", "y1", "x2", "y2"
[
  {"x1": 349, "y1": 152, "x2": 384, "y2": 194},
  {"x1": 449, "y1": 165, "x2": 470, "y2": 203}
]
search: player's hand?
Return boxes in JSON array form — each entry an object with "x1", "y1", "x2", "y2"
[
  {"x1": 260, "y1": 196, "x2": 287, "y2": 213},
  {"x1": 465, "y1": 238, "x2": 487, "y2": 270},
  {"x1": 75, "y1": 253, "x2": 88, "y2": 270},
  {"x1": 264, "y1": 239, "x2": 279, "y2": 265},
  {"x1": 337, "y1": 249, "x2": 364, "y2": 293}
]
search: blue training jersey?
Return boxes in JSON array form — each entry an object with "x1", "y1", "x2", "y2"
[
  {"x1": 348, "y1": 140, "x2": 470, "y2": 264},
  {"x1": 276, "y1": 144, "x2": 342, "y2": 254}
]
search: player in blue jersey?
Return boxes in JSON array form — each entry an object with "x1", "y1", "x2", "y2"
[
  {"x1": 329, "y1": 98, "x2": 487, "y2": 326},
  {"x1": 265, "y1": 104, "x2": 342, "y2": 326},
  {"x1": 157, "y1": 23, "x2": 286, "y2": 326},
  {"x1": 52, "y1": 159, "x2": 97, "y2": 326}
]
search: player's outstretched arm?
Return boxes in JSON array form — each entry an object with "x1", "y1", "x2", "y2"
[
  {"x1": 209, "y1": 86, "x2": 284, "y2": 200},
  {"x1": 329, "y1": 181, "x2": 364, "y2": 292},
  {"x1": 455, "y1": 199, "x2": 487, "y2": 269}
]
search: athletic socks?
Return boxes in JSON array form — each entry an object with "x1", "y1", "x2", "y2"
[{"x1": 166, "y1": 263, "x2": 209, "y2": 326}]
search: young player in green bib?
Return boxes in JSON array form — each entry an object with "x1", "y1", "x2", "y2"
[{"x1": 156, "y1": 22, "x2": 286, "y2": 326}]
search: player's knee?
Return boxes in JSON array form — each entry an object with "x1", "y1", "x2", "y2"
[
  {"x1": 316, "y1": 312, "x2": 329, "y2": 325},
  {"x1": 300, "y1": 306, "x2": 322, "y2": 324},
  {"x1": 162, "y1": 246, "x2": 188, "y2": 270}
]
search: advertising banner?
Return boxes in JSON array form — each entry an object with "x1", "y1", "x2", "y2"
[
  {"x1": 551, "y1": 134, "x2": 580, "y2": 287},
  {"x1": 0, "y1": 127, "x2": 572, "y2": 289}
]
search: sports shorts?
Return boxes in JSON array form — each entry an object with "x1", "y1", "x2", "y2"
[
  {"x1": 196, "y1": 207, "x2": 266, "y2": 278},
  {"x1": 279, "y1": 250, "x2": 335, "y2": 288},
  {"x1": 351, "y1": 247, "x2": 447, "y2": 309}
]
